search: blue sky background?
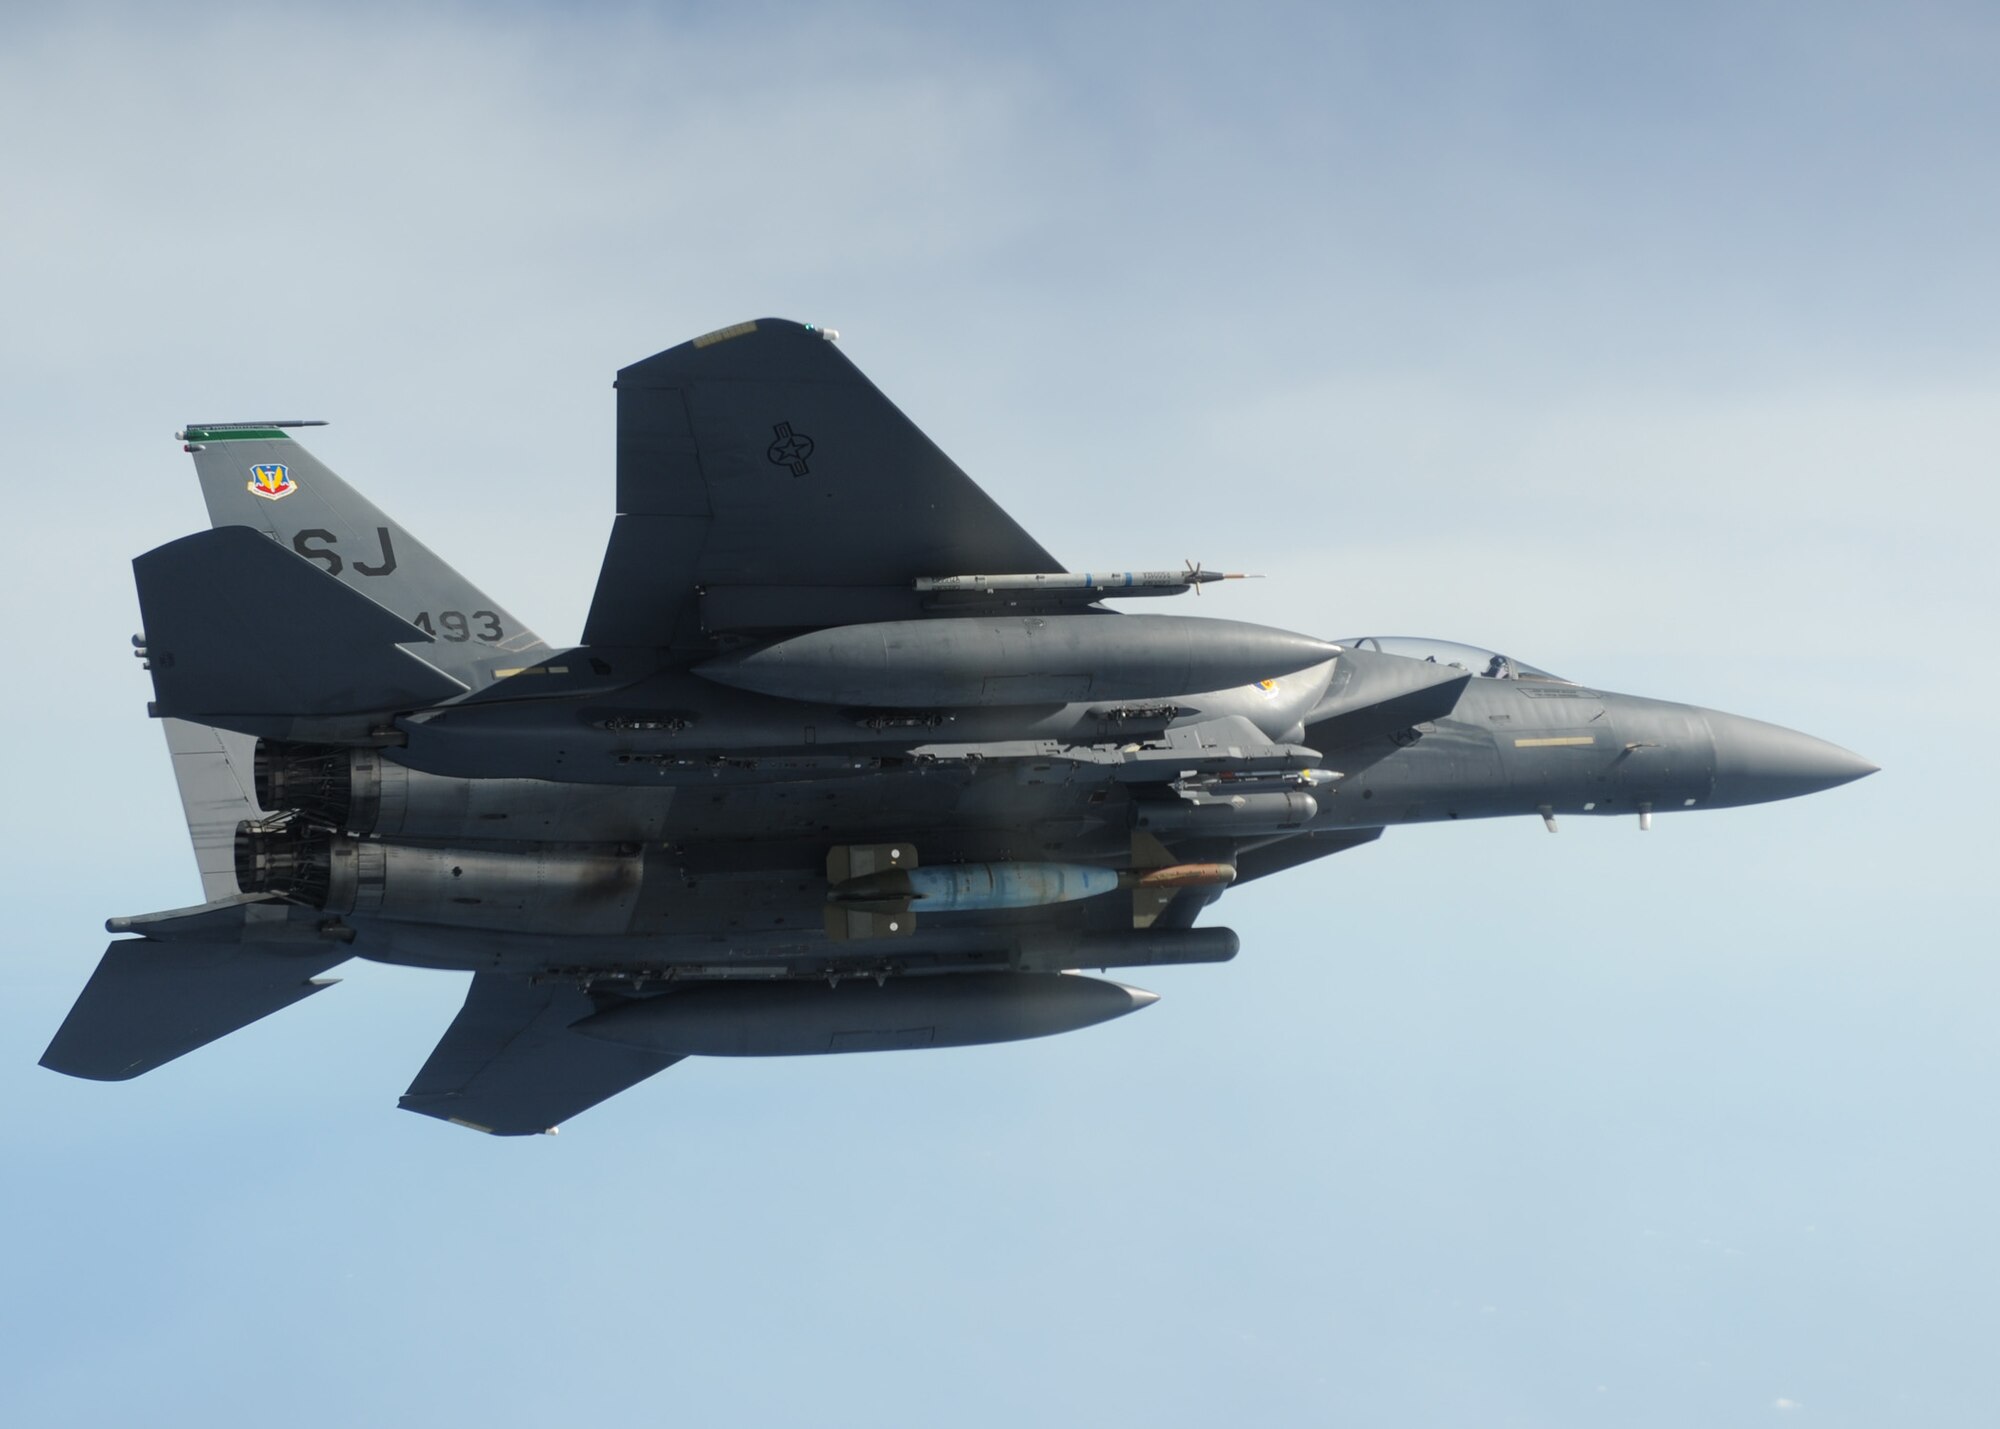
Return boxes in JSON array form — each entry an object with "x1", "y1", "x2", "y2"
[{"x1": 2, "y1": 4, "x2": 1992, "y2": 1424}]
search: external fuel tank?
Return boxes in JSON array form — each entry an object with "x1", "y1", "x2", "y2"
[{"x1": 695, "y1": 614, "x2": 1340, "y2": 707}]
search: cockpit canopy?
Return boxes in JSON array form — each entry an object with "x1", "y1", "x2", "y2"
[{"x1": 1340, "y1": 636, "x2": 1569, "y2": 683}]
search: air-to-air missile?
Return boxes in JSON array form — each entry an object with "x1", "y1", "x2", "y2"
[{"x1": 41, "y1": 317, "x2": 1876, "y2": 1135}]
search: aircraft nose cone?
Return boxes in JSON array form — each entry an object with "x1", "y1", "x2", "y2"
[
  {"x1": 1703, "y1": 710, "x2": 1878, "y2": 807},
  {"x1": 1119, "y1": 983, "x2": 1162, "y2": 1010}
]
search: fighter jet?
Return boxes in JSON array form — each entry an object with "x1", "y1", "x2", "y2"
[{"x1": 41, "y1": 319, "x2": 1877, "y2": 1134}]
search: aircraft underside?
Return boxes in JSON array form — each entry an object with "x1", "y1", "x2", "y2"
[{"x1": 41, "y1": 318, "x2": 1874, "y2": 1134}]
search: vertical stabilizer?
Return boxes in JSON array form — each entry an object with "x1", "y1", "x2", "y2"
[
  {"x1": 161, "y1": 718, "x2": 262, "y2": 900},
  {"x1": 181, "y1": 422, "x2": 549, "y2": 687}
]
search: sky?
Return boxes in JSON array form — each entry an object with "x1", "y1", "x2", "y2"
[{"x1": 2, "y1": 2, "x2": 1994, "y2": 1424}]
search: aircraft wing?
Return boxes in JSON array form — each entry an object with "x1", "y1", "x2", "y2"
[
  {"x1": 398, "y1": 974, "x2": 681, "y2": 1135},
  {"x1": 584, "y1": 318, "x2": 1061, "y2": 646}
]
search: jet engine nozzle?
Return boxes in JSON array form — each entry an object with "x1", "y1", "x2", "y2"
[
  {"x1": 255, "y1": 742, "x2": 383, "y2": 828},
  {"x1": 233, "y1": 818, "x2": 339, "y2": 907}
]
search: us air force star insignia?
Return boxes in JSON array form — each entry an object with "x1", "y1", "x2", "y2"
[
  {"x1": 247, "y1": 463, "x2": 297, "y2": 500},
  {"x1": 767, "y1": 421, "x2": 815, "y2": 477}
]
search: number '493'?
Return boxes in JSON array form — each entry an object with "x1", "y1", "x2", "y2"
[{"x1": 412, "y1": 610, "x2": 504, "y2": 642}]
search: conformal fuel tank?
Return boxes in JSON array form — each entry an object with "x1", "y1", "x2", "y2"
[
  {"x1": 571, "y1": 972, "x2": 1158, "y2": 1056},
  {"x1": 695, "y1": 613, "x2": 1339, "y2": 707}
]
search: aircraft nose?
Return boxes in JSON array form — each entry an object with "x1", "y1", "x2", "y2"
[{"x1": 1703, "y1": 710, "x2": 1878, "y2": 807}]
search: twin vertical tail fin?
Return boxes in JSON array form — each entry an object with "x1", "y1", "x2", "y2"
[
  {"x1": 52, "y1": 425, "x2": 626, "y2": 1105},
  {"x1": 180, "y1": 422, "x2": 549, "y2": 687},
  {"x1": 148, "y1": 424, "x2": 552, "y2": 883}
]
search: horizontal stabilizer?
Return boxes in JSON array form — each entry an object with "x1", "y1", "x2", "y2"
[
  {"x1": 135, "y1": 526, "x2": 466, "y2": 724},
  {"x1": 40, "y1": 939, "x2": 350, "y2": 1082},
  {"x1": 105, "y1": 891, "x2": 315, "y2": 940},
  {"x1": 399, "y1": 974, "x2": 681, "y2": 1135}
]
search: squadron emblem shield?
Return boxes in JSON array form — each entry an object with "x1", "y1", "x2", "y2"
[{"x1": 247, "y1": 463, "x2": 297, "y2": 500}]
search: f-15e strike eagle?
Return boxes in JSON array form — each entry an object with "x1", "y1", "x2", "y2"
[{"x1": 41, "y1": 319, "x2": 1877, "y2": 1134}]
